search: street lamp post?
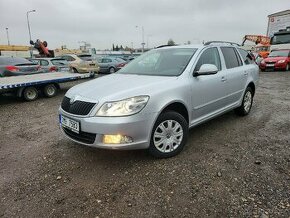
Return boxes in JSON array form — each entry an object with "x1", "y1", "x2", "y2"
[
  {"x1": 147, "y1": 34, "x2": 152, "y2": 49},
  {"x1": 136, "y1": 25, "x2": 145, "y2": 53},
  {"x1": 141, "y1": 26, "x2": 145, "y2": 53},
  {"x1": 26, "y1": 9, "x2": 36, "y2": 57},
  {"x1": 5, "y1": 28, "x2": 10, "y2": 45}
]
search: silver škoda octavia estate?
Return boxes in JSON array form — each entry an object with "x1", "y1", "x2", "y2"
[{"x1": 59, "y1": 42, "x2": 259, "y2": 158}]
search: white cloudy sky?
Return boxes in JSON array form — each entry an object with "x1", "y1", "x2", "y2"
[{"x1": 0, "y1": 0, "x2": 289, "y2": 50}]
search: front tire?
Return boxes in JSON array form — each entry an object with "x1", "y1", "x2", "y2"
[
  {"x1": 148, "y1": 111, "x2": 188, "y2": 158},
  {"x1": 235, "y1": 87, "x2": 253, "y2": 116}
]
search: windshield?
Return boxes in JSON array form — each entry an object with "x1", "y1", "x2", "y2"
[
  {"x1": 268, "y1": 50, "x2": 289, "y2": 57},
  {"x1": 271, "y1": 34, "x2": 290, "y2": 45},
  {"x1": 118, "y1": 48, "x2": 197, "y2": 76}
]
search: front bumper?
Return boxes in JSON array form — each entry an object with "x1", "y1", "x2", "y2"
[
  {"x1": 59, "y1": 108, "x2": 157, "y2": 150},
  {"x1": 260, "y1": 62, "x2": 287, "y2": 71}
]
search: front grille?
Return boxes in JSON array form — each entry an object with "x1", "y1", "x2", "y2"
[
  {"x1": 62, "y1": 127, "x2": 96, "y2": 144},
  {"x1": 61, "y1": 96, "x2": 95, "y2": 115},
  {"x1": 266, "y1": 61, "x2": 276, "y2": 64}
]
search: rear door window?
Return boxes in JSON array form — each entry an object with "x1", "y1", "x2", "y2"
[
  {"x1": 221, "y1": 47, "x2": 242, "y2": 69},
  {"x1": 40, "y1": 60, "x2": 49, "y2": 66}
]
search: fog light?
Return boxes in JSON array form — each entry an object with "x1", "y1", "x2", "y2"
[{"x1": 103, "y1": 134, "x2": 133, "y2": 144}]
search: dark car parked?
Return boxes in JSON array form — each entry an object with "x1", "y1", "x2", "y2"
[{"x1": 0, "y1": 56, "x2": 43, "y2": 77}]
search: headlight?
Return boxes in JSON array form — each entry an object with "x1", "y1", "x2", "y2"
[
  {"x1": 96, "y1": 96, "x2": 149, "y2": 116},
  {"x1": 277, "y1": 60, "x2": 286, "y2": 64}
]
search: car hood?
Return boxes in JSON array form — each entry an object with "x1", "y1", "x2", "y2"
[
  {"x1": 265, "y1": 57, "x2": 287, "y2": 62},
  {"x1": 65, "y1": 73, "x2": 178, "y2": 102}
]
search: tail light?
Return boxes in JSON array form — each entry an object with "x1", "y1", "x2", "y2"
[
  {"x1": 5, "y1": 66, "x2": 19, "y2": 72},
  {"x1": 117, "y1": 63, "x2": 126, "y2": 68},
  {"x1": 49, "y1": 66, "x2": 57, "y2": 72}
]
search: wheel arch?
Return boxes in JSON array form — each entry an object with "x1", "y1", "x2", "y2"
[
  {"x1": 247, "y1": 82, "x2": 256, "y2": 96},
  {"x1": 159, "y1": 101, "x2": 189, "y2": 124}
]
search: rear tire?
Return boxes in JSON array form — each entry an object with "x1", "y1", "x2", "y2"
[
  {"x1": 109, "y1": 67, "x2": 115, "y2": 74},
  {"x1": 43, "y1": 84, "x2": 57, "y2": 98},
  {"x1": 23, "y1": 87, "x2": 38, "y2": 101},
  {"x1": 148, "y1": 111, "x2": 188, "y2": 158},
  {"x1": 235, "y1": 87, "x2": 253, "y2": 116}
]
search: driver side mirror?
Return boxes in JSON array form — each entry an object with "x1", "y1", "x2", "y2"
[{"x1": 193, "y1": 64, "x2": 218, "y2": 77}]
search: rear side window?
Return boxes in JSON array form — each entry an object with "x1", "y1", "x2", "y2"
[
  {"x1": 51, "y1": 59, "x2": 68, "y2": 66},
  {"x1": 103, "y1": 59, "x2": 112, "y2": 63},
  {"x1": 195, "y1": 47, "x2": 221, "y2": 71},
  {"x1": 40, "y1": 60, "x2": 49, "y2": 66},
  {"x1": 221, "y1": 47, "x2": 242, "y2": 69},
  {"x1": 62, "y1": 56, "x2": 75, "y2": 62},
  {"x1": 237, "y1": 48, "x2": 254, "y2": 65}
]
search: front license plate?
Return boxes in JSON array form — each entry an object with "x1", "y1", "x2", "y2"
[
  {"x1": 61, "y1": 115, "x2": 80, "y2": 133},
  {"x1": 267, "y1": 64, "x2": 274, "y2": 67}
]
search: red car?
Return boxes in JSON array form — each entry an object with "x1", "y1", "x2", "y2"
[{"x1": 260, "y1": 49, "x2": 290, "y2": 71}]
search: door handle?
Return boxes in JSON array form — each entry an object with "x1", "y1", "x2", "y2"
[{"x1": 221, "y1": 76, "x2": 227, "y2": 82}]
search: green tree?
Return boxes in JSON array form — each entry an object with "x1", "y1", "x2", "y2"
[
  {"x1": 167, "y1": 39, "x2": 175, "y2": 46},
  {"x1": 112, "y1": 44, "x2": 115, "y2": 51}
]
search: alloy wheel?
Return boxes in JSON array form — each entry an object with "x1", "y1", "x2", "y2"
[{"x1": 243, "y1": 91, "x2": 252, "y2": 113}]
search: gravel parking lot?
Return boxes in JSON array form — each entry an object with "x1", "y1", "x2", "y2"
[{"x1": 0, "y1": 72, "x2": 289, "y2": 217}]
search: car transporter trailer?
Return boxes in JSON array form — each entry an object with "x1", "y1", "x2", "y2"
[{"x1": 0, "y1": 72, "x2": 94, "y2": 101}]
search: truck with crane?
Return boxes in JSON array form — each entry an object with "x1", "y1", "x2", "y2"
[{"x1": 241, "y1": 35, "x2": 270, "y2": 58}]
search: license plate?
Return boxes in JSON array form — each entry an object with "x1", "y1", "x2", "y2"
[
  {"x1": 60, "y1": 67, "x2": 69, "y2": 71},
  {"x1": 267, "y1": 64, "x2": 274, "y2": 67},
  {"x1": 61, "y1": 115, "x2": 80, "y2": 133}
]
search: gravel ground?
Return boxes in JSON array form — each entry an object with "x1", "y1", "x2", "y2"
[{"x1": 0, "y1": 72, "x2": 289, "y2": 218}]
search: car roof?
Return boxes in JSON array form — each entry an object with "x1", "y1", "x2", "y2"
[{"x1": 155, "y1": 43, "x2": 239, "y2": 51}]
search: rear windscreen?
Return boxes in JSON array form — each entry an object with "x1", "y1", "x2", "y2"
[{"x1": 78, "y1": 55, "x2": 93, "y2": 61}]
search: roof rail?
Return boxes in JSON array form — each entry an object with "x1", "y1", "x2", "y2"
[
  {"x1": 204, "y1": 41, "x2": 240, "y2": 46},
  {"x1": 156, "y1": 44, "x2": 177, "y2": 49}
]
